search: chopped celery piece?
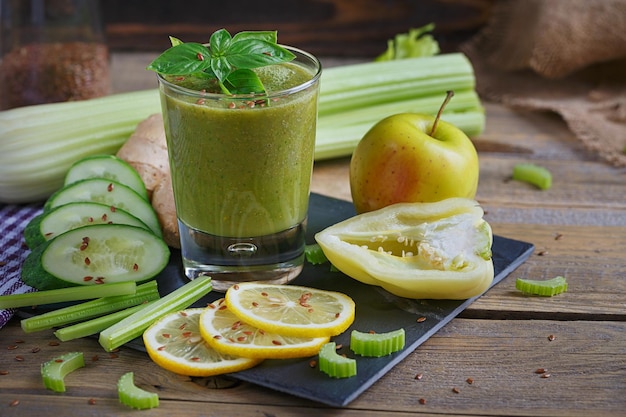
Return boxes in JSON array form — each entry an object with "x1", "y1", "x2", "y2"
[
  {"x1": 117, "y1": 372, "x2": 159, "y2": 410},
  {"x1": 318, "y1": 342, "x2": 357, "y2": 378},
  {"x1": 20, "y1": 280, "x2": 159, "y2": 333},
  {"x1": 54, "y1": 302, "x2": 154, "y2": 342},
  {"x1": 304, "y1": 243, "x2": 329, "y2": 265},
  {"x1": 350, "y1": 328, "x2": 406, "y2": 357},
  {"x1": 516, "y1": 276, "x2": 568, "y2": 296},
  {"x1": 0, "y1": 280, "x2": 136, "y2": 309},
  {"x1": 98, "y1": 276, "x2": 212, "y2": 352},
  {"x1": 512, "y1": 163, "x2": 552, "y2": 190},
  {"x1": 41, "y1": 352, "x2": 85, "y2": 392}
]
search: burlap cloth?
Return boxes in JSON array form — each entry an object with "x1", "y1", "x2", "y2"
[{"x1": 461, "y1": 0, "x2": 626, "y2": 167}]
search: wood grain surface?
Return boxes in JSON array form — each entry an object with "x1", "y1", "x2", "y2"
[{"x1": 1, "y1": 51, "x2": 625, "y2": 416}]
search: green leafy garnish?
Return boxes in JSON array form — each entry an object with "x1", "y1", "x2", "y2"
[
  {"x1": 147, "y1": 29, "x2": 295, "y2": 95},
  {"x1": 375, "y1": 24, "x2": 440, "y2": 61}
]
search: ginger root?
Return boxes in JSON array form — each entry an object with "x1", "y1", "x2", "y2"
[{"x1": 116, "y1": 114, "x2": 180, "y2": 248}]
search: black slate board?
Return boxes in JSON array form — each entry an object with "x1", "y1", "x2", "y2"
[
  {"x1": 152, "y1": 193, "x2": 535, "y2": 407},
  {"x1": 18, "y1": 193, "x2": 533, "y2": 406}
]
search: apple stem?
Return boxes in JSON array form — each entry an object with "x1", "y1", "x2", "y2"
[{"x1": 430, "y1": 90, "x2": 455, "y2": 136}]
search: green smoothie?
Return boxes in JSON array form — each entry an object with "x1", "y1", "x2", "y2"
[{"x1": 159, "y1": 61, "x2": 319, "y2": 238}]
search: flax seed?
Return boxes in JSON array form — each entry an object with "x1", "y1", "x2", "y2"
[
  {"x1": 88, "y1": 398, "x2": 96, "y2": 405},
  {"x1": 14, "y1": 355, "x2": 24, "y2": 361},
  {"x1": 419, "y1": 398, "x2": 426, "y2": 405},
  {"x1": 466, "y1": 377, "x2": 474, "y2": 384},
  {"x1": 416, "y1": 316, "x2": 427, "y2": 323},
  {"x1": 9, "y1": 399, "x2": 19, "y2": 407},
  {"x1": 548, "y1": 334, "x2": 555, "y2": 341},
  {"x1": 452, "y1": 387, "x2": 460, "y2": 393},
  {"x1": 535, "y1": 368, "x2": 548, "y2": 374},
  {"x1": 0, "y1": 370, "x2": 9, "y2": 375},
  {"x1": 541, "y1": 373, "x2": 552, "y2": 378},
  {"x1": 414, "y1": 373, "x2": 423, "y2": 380}
]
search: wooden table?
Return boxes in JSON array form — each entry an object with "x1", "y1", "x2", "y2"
[{"x1": 1, "y1": 53, "x2": 625, "y2": 416}]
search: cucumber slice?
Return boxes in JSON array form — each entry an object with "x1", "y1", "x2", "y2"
[
  {"x1": 117, "y1": 372, "x2": 159, "y2": 410},
  {"x1": 21, "y1": 224, "x2": 170, "y2": 290},
  {"x1": 64, "y1": 154, "x2": 148, "y2": 200},
  {"x1": 350, "y1": 328, "x2": 405, "y2": 357},
  {"x1": 44, "y1": 178, "x2": 161, "y2": 237},
  {"x1": 318, "y1": 342, "x2": 357, "y2": 378},
  {"x1": 41, "y1": 352, "x2": 85, "y2": 392},
  {"x1": 24, "y1": 202, "x2": 152, "y2": 249}
]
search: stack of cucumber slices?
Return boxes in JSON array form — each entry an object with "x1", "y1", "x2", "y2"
[{"x1": 21, "y1": 155, "x2": 170, "y2": 291}]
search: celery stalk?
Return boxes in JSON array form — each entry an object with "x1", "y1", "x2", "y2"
[
  {"x1": 0, "y1": 89, "x2": 161, "y2": 203},
  {"x1": 54, "y1": 301, "x2": 154, "y2": 342},
  {"x1": 315, "y1": 110, "x2": 485, "y2": 160},
  {"x1": 0, "y1": 281, "x2": 136, "y2": 310},
  {"x1": 98, "y1": 276, "x2": 212, "y2": 352},
  {"x1": 0, "y1": 53, "x2": 485, "y2": 203},
  {"x1": 20, "y1": 280, "x2": 159, "y2": 333}
]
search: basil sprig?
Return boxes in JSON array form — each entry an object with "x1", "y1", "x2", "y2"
[{"x1": 147, "y1": 29, "x2": 295, "y2": 95}]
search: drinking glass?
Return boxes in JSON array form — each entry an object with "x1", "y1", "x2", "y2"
[{"x1": 158, "y1": 46, "x2": 321, "y2": 291}]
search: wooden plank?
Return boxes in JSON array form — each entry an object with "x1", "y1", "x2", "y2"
[
  {"x1": 102, "y1": 0, "x2": 495, "y2": 55},
  {"x1": 466, "y1": 223, "x2": 626, "y2": 318},
  {"x1": 1, "y1": 318, "x2": 623, "y2": 416}
]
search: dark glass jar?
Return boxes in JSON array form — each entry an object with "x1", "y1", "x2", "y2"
[{"x1": 0, "y1": 0, "x2": 110, "y2": 110}]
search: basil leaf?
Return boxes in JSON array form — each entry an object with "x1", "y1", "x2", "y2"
[
  {"x1": 224, "y1": 69, "x2": 266, "y2": 95},
  {"x1": 211, "y1": 55, "x2": 232, "y2": 83},
  {"x1": 209, "y1": 28, "x2": 232, "y2": 55},
  {"x1": 169, "y1": 36, "x2": 184, "y2": 47},
  {"x1": 232, "y1": 31, "x2": 278, "y2": 44},
  {"x1": 226, "y1": 39, "x2": 295, "y2": 69},
  {"x1": 147, "y1": 42, "x2": 211, "y2": 75}
]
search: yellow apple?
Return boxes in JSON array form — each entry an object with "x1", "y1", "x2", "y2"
[{"x1": 350, "y1": 112, "x2": 479, "y2": 214}]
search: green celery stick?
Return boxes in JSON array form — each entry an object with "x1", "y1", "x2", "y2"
[
  {"x1": 21, "y1": 280, "x2": 159, "y2": 333},
  {"x1": 98, "y1": 276, "x2": 212, "y2": 352},
  {"x1": 54, "y1": 301, "x2": 155, "y2": 342},
  {"x1": 0, "y1": 281, "x2": 136, "y2": 309}
]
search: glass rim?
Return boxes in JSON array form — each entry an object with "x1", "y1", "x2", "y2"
[{"x1": 156, "y1": 45, "x2": 322, "y2": 101}]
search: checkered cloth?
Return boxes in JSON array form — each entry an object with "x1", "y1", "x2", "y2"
[{"x1": 0, "y1": 204, "x2": 43, "y2": 328}]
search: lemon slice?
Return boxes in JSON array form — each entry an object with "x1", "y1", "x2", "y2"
[
  {"x1": 199, "y1": 299, "x2": 330, "y2": 359},
  {"x1": 224, "y1": 283, "x2": 356, "y2": 338},
  {"x1": 142, "y1": 308, "x2": 262, "y2": 377}
]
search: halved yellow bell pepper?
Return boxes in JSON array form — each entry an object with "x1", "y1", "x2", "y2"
[{"x1": 315, "y1": 198, "x2": 494, "y2": 300}]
